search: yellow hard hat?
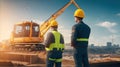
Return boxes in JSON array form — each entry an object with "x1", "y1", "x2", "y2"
[
  {"x1": 74, "y1": 9, "x2": 85, "y2": 18},
  {"x1": 50, "y1": 20, "x2": 58, "y2": 27}
]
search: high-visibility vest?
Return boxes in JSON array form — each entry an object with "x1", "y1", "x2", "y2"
[
  {"x1": 76, "y1": 38, "x2": 88, "y2": 41},
  {"x1": 46, "y1": 31, "x2": 64, "y2": 51}
]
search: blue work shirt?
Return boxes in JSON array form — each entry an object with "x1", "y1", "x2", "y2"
[{"x1": 71, "y1": 21, "x2": 91, "y2": 48}]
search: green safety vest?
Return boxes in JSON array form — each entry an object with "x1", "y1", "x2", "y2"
[
  {"x1": 45, "y1": 31, "x2": 64, "y2": 51},
  {"x1": 76, "y1": 38, "x2": 88, "y2": 41}
]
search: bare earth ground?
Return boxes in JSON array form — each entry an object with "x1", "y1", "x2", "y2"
[
  {"x1": 0, "y1": 51, "x2": 120, "y2": 67},
  {"x1": 0, "y1": 59, "x2": 120, "y2": 67}
]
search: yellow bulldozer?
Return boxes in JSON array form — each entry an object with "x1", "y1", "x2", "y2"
[{"x1": 10, "y1": 0, "x2": 80, "y2": 51}]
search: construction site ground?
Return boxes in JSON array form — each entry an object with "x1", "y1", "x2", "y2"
[{"x1": 0, "y1": 50, "x2": 120, "y2": 67}]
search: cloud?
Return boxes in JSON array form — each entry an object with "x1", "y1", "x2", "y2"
[
  {"x1": 117, "y1": 13, "x2": 120, "y2": 16},
  {"x1": 96, "y1": 21, "x2": 117, "y2": 33},
  {"x1": 97, "y1": 21, "x2": 117, "y2": 28}
]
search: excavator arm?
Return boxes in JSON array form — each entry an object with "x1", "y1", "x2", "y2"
[{"x1": 40, "y1": 0, "x2": 80, "y2": 36}]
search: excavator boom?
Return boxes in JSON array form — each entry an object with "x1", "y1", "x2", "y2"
[{"x1": 40, "y1": 0, "x2": 80, "y2": 36}]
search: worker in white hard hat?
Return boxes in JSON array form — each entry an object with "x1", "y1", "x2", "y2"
[
  {"x1": 44, "y1": 20, "x2": 65, "y2": 67},
  {"x1": 71, "y1": 9, "x2": 91, "y2": 67}
]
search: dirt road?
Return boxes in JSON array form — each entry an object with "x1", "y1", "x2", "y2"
[{"x1": 0, "y1": 60, "x2": 120, "y2": 67}]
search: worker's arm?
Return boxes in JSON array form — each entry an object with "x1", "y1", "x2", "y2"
[
  {"x1": 44, "y1": 32, "x2": 54, "y2": 48},
  {"x1": 71, "y1": 24, "x2": 78, "y2": 47}
]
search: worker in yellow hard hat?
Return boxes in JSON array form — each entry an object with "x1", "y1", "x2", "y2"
[
  {"x1": 44, "y1": 20, "x2": 65, "y2": 67},
  {"x1": 50, "y1": 20, "x2": 58, "y2": 27},
  {"x1": 71, "y1": 9, "x2": 91, "y2": 67}
]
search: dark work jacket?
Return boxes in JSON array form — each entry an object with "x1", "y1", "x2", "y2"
[
  {"x1": 44, "y1": 30, "x2": 64, "y2": 48},
  {"x1": 71, "y1": 21, "x2": 91, "y2": 48}
]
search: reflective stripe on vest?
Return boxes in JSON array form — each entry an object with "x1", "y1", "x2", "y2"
[
  {"x1": 76, "y1": 38, "x2": 88, "y2": 41},
  {"x1": 45, "y1": 31, "x2": 64, "y2": 51},
  {"x1": 49, "y1": 58, "x2": 62, "y2": 62}
]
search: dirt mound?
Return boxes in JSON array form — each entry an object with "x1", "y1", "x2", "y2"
[
  {"x1": 0, "y1": 60, "x2": 13, "y2": 67},
  {"x1": 38, "y1": 51, "x2": 46, "y2": 64}
]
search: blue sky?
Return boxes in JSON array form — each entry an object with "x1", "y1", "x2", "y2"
[{"x1": 0, "y1": 0, "x2": 120, "y2": 46}]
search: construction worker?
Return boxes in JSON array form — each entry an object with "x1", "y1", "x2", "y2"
[
  {"x1": 44, "y1": 20, "x2": 64, "y2": 67},
  {"x1": 71, "y1": 9, "x2": 91, "y2": 67}
]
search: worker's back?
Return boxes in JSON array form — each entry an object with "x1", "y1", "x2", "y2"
[
  {"x1": 45, "y1": 30, "x2": 65, "y2": 67},
  {"x1": 44, "y1": 31, "x2": 64, "y2": 48},
  {"x1": 72, "y1": 21, "x2": 91, "y2": 47}
]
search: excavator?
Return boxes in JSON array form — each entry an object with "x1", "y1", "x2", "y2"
[{"x1": 10, "y1": 0, "x2": 80, "y2": 51}]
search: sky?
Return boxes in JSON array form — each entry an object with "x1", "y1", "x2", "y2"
[{"x1": 0, "y1": 0, "x2": 120, "y2": 46}]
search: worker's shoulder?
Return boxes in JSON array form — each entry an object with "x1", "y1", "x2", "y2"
[
  {"x1": 48, "y1": 31, "x2": 62, "y2": 35},
  {"x1": 72, "y1": 22, "x2": 82, "y2": 29},
  {"x1": 58, "y1": 32, "x2": 63, "y2": 36},
  {"x1": 72, "y1": 24, "x2": 79, "y2": 31},
  {"x1": 72, "y1": 23, "x2": 79, "y2": 28},
  {"x1": 47, "y1": 32, "x2": 52, "y2": 34},
  {"x1": 80, "y1": 22, "x2": 90, "y2": 28},
  {"x1": 83, "y1": 22, "x2": 91, "y2": 29},
  {"x1": 75, "y1": 22, "x2": 90, "y2": 29},
  {"x1": 47, "y1": 32, "x2": 54, "y2": 36},
  {"x1": 60, "y1": 33, "x2": 64, "y2": 37}
]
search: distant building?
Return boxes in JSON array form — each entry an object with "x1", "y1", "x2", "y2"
[
  {"x1": 112, "y1": 44, "x2": 119, "y2": 48},
  {"x1": 113, "y1": 44, "x2": 116, "y2": 47},
  {"x1": 106, "y1": 42, "x2": 112, "y2": 47},
  {"x1": 117, "y1": 44, "x2": 120, "y2": 47},
  {"x1": 90, "y1": 44, "x2": 94, "y2": 48},
  {"x1": 117, "y1": 44, "x2": 119, "y2": 47}
]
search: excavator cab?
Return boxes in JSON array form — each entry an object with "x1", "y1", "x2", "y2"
[
  {"x1": 10, "y1": 21, "x2": 45, "y2": 51},
  {"x1": 14, "y1": 21, "x2": 39, "y2": 37}
]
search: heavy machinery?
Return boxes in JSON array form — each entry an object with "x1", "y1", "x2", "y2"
[{"x1": 10, "y1": 0, "x2": 80, "y2": 51}]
